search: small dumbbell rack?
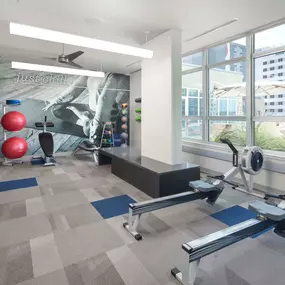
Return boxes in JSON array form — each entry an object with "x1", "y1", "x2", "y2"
[
  {"x1": 99, "y1": 122, "x2": 114, "y2": 148},
  {"x1": 1, "y1": 100, "x2": 24, "y2": 166}
]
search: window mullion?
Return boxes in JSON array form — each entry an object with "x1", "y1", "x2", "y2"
[
  {"x1": 246, "y1": 35, "x2": 254, "y2": 146},
  {"x1": 202, "y1": 50, "x2": 208, "y2": 141}
]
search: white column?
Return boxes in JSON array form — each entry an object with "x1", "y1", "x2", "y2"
[{"x1": 141, "y1": 30, "x2": 182, "y2": 165}]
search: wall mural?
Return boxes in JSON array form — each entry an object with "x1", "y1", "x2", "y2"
[{"x1": 0, "y1": 60, "x2": 130, "y2": 156}]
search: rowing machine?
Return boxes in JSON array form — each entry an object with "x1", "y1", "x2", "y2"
[
  {"x1": 123, "y1": 139, "x2": 264, "y2": 240},
  {"x1": 171, "y1": 194, "x2": 285, "y2": 285}
]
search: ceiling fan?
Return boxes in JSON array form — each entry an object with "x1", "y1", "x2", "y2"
[{"x1": 44, "y1": 44, "x2": 84, "y2": 68}]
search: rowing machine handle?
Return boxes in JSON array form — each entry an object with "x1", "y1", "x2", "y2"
[
  {"x1": 220, "y1": 138, "x2": 239, "y2": 167},
  {"x1": 208, "y1": 175, "x2": 239, "y2": 188},
  {"x1": 220, "y1": 138, "x2": 238, "y2": 154},
  {"x1": 264, "y1": 193, "x2": 285, "y2": 200}
]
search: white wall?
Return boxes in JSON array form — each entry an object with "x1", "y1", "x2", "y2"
[
  {"x1": 182, "y1": 151, "x2": 285, "y2": 193},
  {"x1": 130, "y1": 71, "x2": 141, "y2": 150},
  {"x1": 141, "y1": 30, "x2": 182, "y2": 164}
]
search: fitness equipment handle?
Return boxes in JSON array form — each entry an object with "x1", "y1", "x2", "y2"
[
  {"x1": 264, "y1": 193, "x2": 285, "y2": 200},
  {"x1": 208, "y1": 175, "x2": 239, "y2": 188},
  {"x1": 220, "y1": 138, "x2": 238, "y2": 154},
  {"x1": 220, "y1": 138, "x2": 239, "y2": 167}
]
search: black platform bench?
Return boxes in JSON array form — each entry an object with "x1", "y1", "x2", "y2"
[{"x1": 98, "y1": 147, "x2": 200, "y2": 198}]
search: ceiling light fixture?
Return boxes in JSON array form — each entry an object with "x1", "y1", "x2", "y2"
[
  {"x1": 185, "y1": 18, "x2": 239, "y2": 43},
  {"x1": 10, "y1": 22, "x2": 154, "y2": 59},
  {"x1": 11, "y1": 61, "x2": 105, "y2": 78}
]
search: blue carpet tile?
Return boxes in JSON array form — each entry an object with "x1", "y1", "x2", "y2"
[
  {"x1": 0, "y1": 177, "x2": 38, "y2": 192},
  {"x1": 91, "y1": 194, "x2": 136, "y2": 219},
  {"x1": 211, "y1": 205, "x2": 272, "y2": 238}
]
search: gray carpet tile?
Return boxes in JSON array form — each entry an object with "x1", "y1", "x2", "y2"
[
  {"x1": 0, "y1": 201, "x2": 27, "y2": 222},
  {"x1": 65, "y1": 253, "x2": 126, "y2": 285},
  {"x1": 0, "y1": 241, "x2": 33, "y2": 285}
]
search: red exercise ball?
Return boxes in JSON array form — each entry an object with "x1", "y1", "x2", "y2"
[
  {"x1": 2, "y1": 137, "x2": 28, "y2": 159},
  {"x1": 1, "y1": 111, "x2": 26, "y2": 131}
]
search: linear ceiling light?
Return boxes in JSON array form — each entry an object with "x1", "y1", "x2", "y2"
[
  {"x1": 11, "y1": 61, "x2": 105, "y2": 78},
  {"x1": 185, "y1": 18, "x2": 239, "y2": 43},
  {"x1": 10, "y1": 22, "x2": 154, "y2": 59}
]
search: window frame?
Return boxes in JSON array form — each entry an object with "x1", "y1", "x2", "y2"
[{"x1": 182, "y1": 19, "x2": 285, "y2": 171}]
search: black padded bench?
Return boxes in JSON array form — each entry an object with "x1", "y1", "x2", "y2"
[{"x1": 98, "y1": 147, "x2": 200, "y2": 198}]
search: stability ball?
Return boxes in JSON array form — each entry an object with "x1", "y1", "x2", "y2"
[
  {"x1": 2, "y1": 137, "x2": 28, "y2": 159},
  {"x1": 120, "y1": 132, "x2": 128, "y2": 140},
  {"x1": 1, "y1": 111, "x2": 26, "y2": 131}
]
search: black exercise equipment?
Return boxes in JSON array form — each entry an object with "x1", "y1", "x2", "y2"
[
  {"x1": 123, "y1": 139, "x2": 264, "y2": 240},
  {"x1": 171, "y1": 194, "x2": 285, "y2": 285},
  {"x1": 34, "y1": 116, "x2": 55, "y2": 167}
]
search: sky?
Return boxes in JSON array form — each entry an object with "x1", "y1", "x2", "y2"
[{"x1": 233, "y1": 24, "x2": 285, "y2": 50}]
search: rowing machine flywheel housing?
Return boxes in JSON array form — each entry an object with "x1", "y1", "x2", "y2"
[{"x1": 241, "y1": 146, "x2": 264, "y2": 175}]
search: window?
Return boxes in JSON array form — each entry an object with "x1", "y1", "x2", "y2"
[
  {"x1": 182, "y1": 52, "x2": 202, "y2": 71},
  {"x1": 182, "y1": 71, "x2": 203, "y2": 117},
  {"x1": 209, "y1": 121, "x2": 246, "y2": 146},
  {"x1": 255, "y1": 51, "x2": 285, "y2": 117},
  {"x1": 183, "y1": 119, "x2": 203, "y2": 140},
  {"x1": 182, "y1": 23, "x2": 285, "y2": 154},
  {"x1": 255, "y1": 24, "x2": 285, "y2": 52},
  {"x1": 182, "y1": 98, "x2": 186, "y2": 116},
  {"x1": 255, "y1": 122, "x2": 285, "y2": 151},
  {"x1": 209, "y1": 62, "x2": 246, "y2": 116},
  {"x1": 188, "y1": 96, "x2": 199, "y2": 116},
  {"x1": 208, "y1": 38, "x2": 246, "y2": 65}
]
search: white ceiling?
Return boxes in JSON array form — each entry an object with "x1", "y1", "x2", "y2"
[{"x1": 0, "y1": 0, "x2": 285, "y2": 74}]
